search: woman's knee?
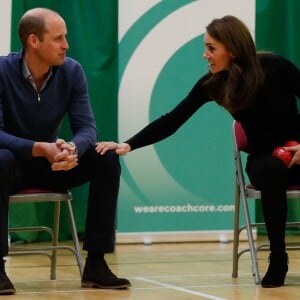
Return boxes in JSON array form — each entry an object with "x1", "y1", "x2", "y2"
[
  {"x1": 247, "y1": 155, "x2": 288, "y2": 189},
  {"x1": 263, "y1": 157, "x2": 287, "y2": 177}
]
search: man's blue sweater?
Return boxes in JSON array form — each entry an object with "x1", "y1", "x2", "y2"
[{"x1": 0, "y1": 51, "x2": 98, "y2": 160}]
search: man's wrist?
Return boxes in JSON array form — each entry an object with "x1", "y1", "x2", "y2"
[{"x1": 32, "y1": 142, "x2": 47, "y2": 157}]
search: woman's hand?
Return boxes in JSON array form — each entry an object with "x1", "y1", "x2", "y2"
[
  {"x1": 95, "y1": 142, "x2": 131, "y2": 155},
  {"x1": 284, "y1": 144, "x2": 300, "y2": 167}
]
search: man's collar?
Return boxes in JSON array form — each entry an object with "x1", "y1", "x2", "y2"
[{"x1": 21, "y1": 56, "x2": 53, "y2": 89}]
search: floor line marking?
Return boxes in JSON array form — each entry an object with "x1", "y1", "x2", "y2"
[{"x1": 135, "y1": 276, "x2": 227, "y2": 300}]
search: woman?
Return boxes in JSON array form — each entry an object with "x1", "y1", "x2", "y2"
[{"x1": 96, "y1": 15, "x2": 300, "y2": 288}]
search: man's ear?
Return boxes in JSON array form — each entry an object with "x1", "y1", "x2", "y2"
[{"x1": 27, "y1": 34, "x2": 40, "y2": 49}]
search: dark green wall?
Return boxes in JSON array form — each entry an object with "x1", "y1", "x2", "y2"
[{"x1": 255, "y1": 0, "x2": 300, "y2": 233}]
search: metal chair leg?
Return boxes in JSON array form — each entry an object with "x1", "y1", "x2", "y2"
[
  {"x1": 241, "y1": 191, "x2": 260, "y2": 285},
  {"x1": 232, "y1": 181, "x2": 241, "y2": 278},
  {"x1": 51, "y1": 201, "x2": 61, "y2": 280},
  {"x1": 65, "y1": 199, "x2": 84, "y2": 277}
]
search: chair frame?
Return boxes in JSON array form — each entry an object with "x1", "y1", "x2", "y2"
[
  {"x1": 9, "y1": 190, "x2": 84, "y2": 280},
  {"x1": 232, "y1": 121, "x2": 300, "y2": 285}
]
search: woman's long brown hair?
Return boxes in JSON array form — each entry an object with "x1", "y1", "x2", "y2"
[{"x1": 203, "y1": 15, "x2": 264, "y2": 113}]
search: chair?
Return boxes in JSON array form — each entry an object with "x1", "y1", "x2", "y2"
[
  {"x1": 8, "y1": 189, "x2": 84, "y2": 280},
  {"x1": 231, "y1": 120, "x2": 300, "y2": 285}
]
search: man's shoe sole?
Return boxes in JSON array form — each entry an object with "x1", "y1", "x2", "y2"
[
  {"x1": 0, "y1": 288, "x2": 16, "y2": 295},
  {"x1": 81, "y1": 281, "x2": 130, "y2": 289}
]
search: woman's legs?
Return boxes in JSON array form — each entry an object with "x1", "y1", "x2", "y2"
[
  {"x1": 246, "y1": 154, "x2": 289, "y2": 287},
  {"x1": 247, "y1": 155, "x2": 288, "y2": 253}
]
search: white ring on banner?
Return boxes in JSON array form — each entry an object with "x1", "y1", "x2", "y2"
[
  {"x1": 118, "y1": 0, "x2": 254, "y2": 200},
  {"x1": 118, "y1": 0, "x2": 161, "y2": 41}
]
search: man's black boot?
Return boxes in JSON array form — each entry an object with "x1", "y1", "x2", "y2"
[{"x1": 81, "y1": 257, "x2": 130, "y2": 289}]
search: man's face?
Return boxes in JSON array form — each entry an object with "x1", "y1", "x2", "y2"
[{"x1": 35, "y1": 15, "x2": 69, "y2": 66}]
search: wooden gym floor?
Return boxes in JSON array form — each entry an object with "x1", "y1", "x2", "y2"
[{"x1": 3, "y1": 235, "x2": 300, "y2": 300}]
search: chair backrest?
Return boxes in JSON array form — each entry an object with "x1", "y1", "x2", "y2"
[{"x1": 233, "y1": 121, "x2": 248, "y2": 152}]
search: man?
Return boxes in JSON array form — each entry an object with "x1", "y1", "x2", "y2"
[{"x1": 0, "y1": 7, "x2": 130, "y2": 295}]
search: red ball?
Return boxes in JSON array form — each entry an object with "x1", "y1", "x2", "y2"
[
  {"x1": 284, "y1": 140, "x2": 299, "y2": 147},
  {"x1": 272, "y1": 147, "x2": 292, "y2": 166}
]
